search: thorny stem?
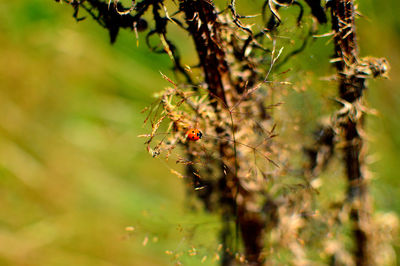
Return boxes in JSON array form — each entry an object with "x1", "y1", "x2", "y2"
[
  {"x1": 180, "y1": 1, "x2": 267, "y2": 265},
  {"x1": 179, "y1": 2, "x2": 237, "y2": 264},
  {"x1": 179, "y1": 0, "x2": 231, "y2": 105},
  {"x1": 330, "y1": 0, "x2": 376, "y2": 265}
]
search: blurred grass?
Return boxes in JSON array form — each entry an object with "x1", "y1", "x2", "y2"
[
  {"x1": 0, "y1": 0, "x2": 399, "y2": 265},
  {"x1": 359, "y1": 0, "x2": 400, "y2": 211},
  {"x1": 0, "y1": 1, "x2": 220, "y2": 265}
]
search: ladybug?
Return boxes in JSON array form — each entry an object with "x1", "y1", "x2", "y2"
[{"x1": 186, "y1": 129, "x2": 203, "y2": 141}]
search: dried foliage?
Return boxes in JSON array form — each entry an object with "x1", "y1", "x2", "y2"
[{"x1": 56, "y1": 0, "x2": 396, "y2": 265}]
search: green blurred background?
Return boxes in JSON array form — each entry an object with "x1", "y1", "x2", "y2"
[{"x1": 0, "y1": 0, "x2": 399, "y2": 265}]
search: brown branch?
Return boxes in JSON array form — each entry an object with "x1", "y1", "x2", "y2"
[
  {"x1": 60, "y1": 0, "x2": 150, "y2": 43},
  {"x1": 179, "y1": 0, "x2": 231, "y2": 104},
  {"x1": 329, "y1": 1, "x2": 388, "y2": 264},
  {"x1": 179, "y1": 1, "x2": 269, "y2": 265}
]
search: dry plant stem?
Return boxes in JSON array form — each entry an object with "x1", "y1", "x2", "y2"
[
  {"x1": 179, "y1": 0, "x2": 231, "y2": 104},
  {"x1": 330, "y1": 1, "x2": 372, "y2": 265},
  {"x1": 180, "y1": 1, "x2": 266, "y2": 265}
]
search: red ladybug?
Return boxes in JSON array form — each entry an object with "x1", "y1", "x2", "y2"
[{"x1": 186, "y1": 129, "x2": 203, "y2": 141}]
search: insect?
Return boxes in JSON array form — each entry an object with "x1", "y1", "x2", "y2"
[{"x1": 186, "y1": 129, "x2": 203, "y2": 141}]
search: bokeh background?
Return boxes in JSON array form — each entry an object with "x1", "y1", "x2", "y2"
[{"x1": 0, "y1": 0, "x2": 399, "y2": 265}]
